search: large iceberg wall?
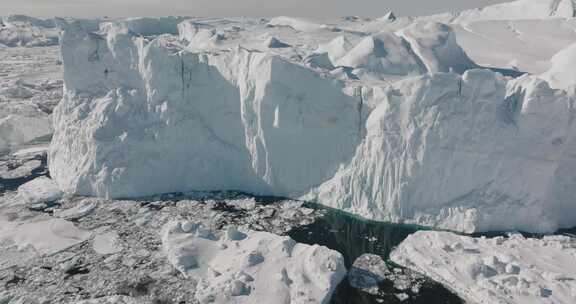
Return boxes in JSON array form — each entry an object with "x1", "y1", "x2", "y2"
[
  {"x1": 50, "y1": 19, "x2": 576, "y2": 233},
  {"x1": 306, "y1": 72, "x2": 576, "y2": 233},
  {"x1": 50, "y1": 22, "x2": 361, "y2": 199}
]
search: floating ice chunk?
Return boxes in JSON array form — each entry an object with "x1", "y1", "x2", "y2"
[
  {"x1": 55, "y1": 199, "x2": 97, "y2": 220},
  {"x1": 0, "y1": 159, "x2": 42, "y2": 180},
  {"x1": 17, "y1": 176, "x2": 62, "y2": 204},
  {"x1": 1, "y1": 218, "x2": 90, "y2": 256},
  {"x1": 161, "y1": 221, "x2": 346, "y2": 304},
  {"x1": 391, "y1": 231, "x2": 576, "y2": 304},
  {"x1": 348, "y1": 254, "x2": 390, "y2": 294}
]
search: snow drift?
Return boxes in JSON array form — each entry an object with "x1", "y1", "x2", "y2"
[{"x1": 50, "y1": 17, "x2": 576, "y2": 233}]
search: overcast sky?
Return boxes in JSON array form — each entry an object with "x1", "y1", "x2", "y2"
[{"x1": 0, "y1": 0, "x2": 513, "y2": 18}]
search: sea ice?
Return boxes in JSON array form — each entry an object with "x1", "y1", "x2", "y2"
[
  {"x1": 391, "y1": 231, "x2": 576, "y2": 304},
  {"x1": 17, "y1": 176, "x2": 62, "y2": 204},
  {"x1": 161, "y1": 221, "x2": 346, "y2": 304}
]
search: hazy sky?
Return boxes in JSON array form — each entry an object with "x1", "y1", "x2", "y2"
[{"x1": 0, "y1": 0, "x2": 513, "y2": 18}]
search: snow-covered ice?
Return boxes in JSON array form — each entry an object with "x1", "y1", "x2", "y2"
[
  {"x1": 391, "y1": 231, "x2": 576, "y2": 304},
  {"x1": 17, "y1": 176, "x2": 62, "y2": 204},
  {"x1": 0, "y1": 216, "x2": 90, "y2": 260},
  {"x1": 92, "y1": 230, "x2": 122, "y2": 255},
  {"x1": 161, "y1": 220, "x2": 346, "y2": 304}
]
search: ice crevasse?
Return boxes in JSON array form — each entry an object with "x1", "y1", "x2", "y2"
[{"x1": 49, "y1": 19, "x2": 576, "y2": 233}]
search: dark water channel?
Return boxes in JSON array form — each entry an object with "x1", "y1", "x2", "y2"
[{"x1": 287, "y1": 205, "x2": 463, "y2": 304}]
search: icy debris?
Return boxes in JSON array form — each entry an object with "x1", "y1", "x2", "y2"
[
  {"x1": 161, "y1": 220, "x2": 346, "y2": 304},
  {"x1": 55, "y1": 199, "x2": 97, "y2": 220},
  {"x1": 17, "y1": 176, "x2": 62, "y2": 204},
  {"x1": 93, "y1": 230, "x2": 122, "y2": 255},
  {"x1": 348, "y1": 254, "x2": 390, "y2": 294},
  {"x1": 391, "y1": 231, "x2": 576, "y2": 304},
  {"x1": 0, "y1": 190, "x2": 323, "y2": 302},
  {"x1": 12, "y1": 146, "x2": 49, "y2": 157},
  {"x1": 74, "y1": 295, "x2": 141, "y2": 304},
  {"x1": 347, "y1": 253, "x2": 430, "y2": 301},
  {"x1": 0, "y1": 159, "x2": 42, "y2": 180}
]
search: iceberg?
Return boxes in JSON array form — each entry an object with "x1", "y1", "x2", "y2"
[{"x1": 49, "y1": 13, "x2": 576, "y2": 233}]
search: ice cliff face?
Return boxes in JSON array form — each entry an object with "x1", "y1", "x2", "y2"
[
  {"x1": 50, "y1": 12, "x2": 576, "y2": 233},
  {"x1": 307, "y1": 72, "x2": 576, "y2": 233},
  {"x1": 50, "y1": 21, "x2": 361, "y2": 199}
]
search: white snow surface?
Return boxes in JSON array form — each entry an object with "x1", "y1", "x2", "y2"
[
  {"x1": 161, "y1": 221, "x2": 346, "y2": 304},
  {"x1": 391, "y1": 231, "x2": 576, "y2": 304},
  {"x1": 47, "y1": 0, "x2": 576, "y2": 233}
]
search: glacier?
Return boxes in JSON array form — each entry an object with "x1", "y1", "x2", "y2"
[{"x1": 48, "y1": 1, "x2": 576, "y2": 233}]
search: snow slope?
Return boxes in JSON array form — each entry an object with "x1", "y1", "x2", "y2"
[
  {"x1": 391, "y1": 231, "x2": 576, "y2": 304},
  {"x1": 48, "y1": 0, "x2": 576, "y2": 233}
]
